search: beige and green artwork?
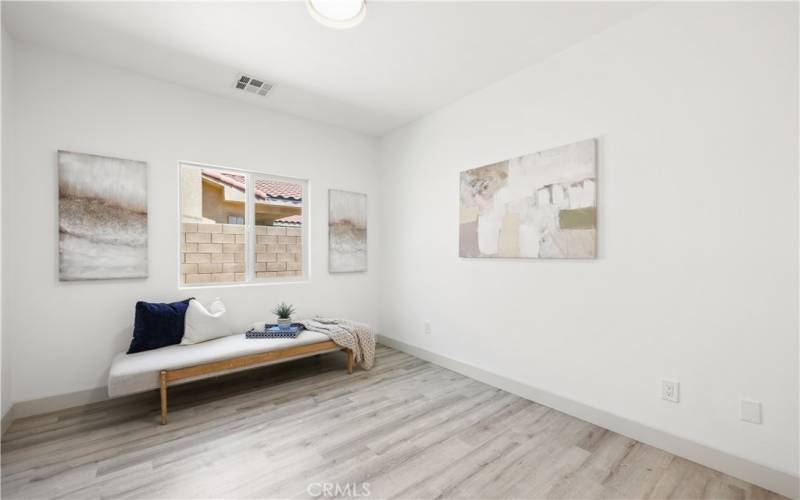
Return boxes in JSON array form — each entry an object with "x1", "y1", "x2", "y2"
[{"x1": 459, "y1": 138, "x2": 597, "y2": 259}]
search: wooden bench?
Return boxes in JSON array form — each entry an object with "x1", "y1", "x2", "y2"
[{"x1": 158, "y1": 341, "x2": 353, "y2": 424}]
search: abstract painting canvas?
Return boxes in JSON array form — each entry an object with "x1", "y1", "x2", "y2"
[
  {"x1": 459, "y1": 138, "x2": 597, "y2": 259},
  {"x1": 329, "y1": 189, "x2": 367, "y2": 273},
  {"x1": 58, "y1": 151, "x2": 148, "y2": 280}
]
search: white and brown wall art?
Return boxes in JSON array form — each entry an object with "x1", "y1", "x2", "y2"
[
  {"x1": 329, "y1": 189, "x2": 367, "y2": 273},
  {"x1": 58, "y1": 151, "x2": 148, "y2": 280},
  {"x1": 459, "y1": 138, "x2": 597, "y2": 259}
]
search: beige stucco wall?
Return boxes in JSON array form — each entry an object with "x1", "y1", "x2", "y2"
[
  {"x1": 180, "y1": 167, "x2": 204, "y2": 222},
  {"x1": 184, "y1": 177, "x2": 301, "y2": 226}
]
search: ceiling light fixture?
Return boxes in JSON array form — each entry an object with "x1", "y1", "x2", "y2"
[{"x1": 307, "y1": 0, "x2": 366, "y2": 29}]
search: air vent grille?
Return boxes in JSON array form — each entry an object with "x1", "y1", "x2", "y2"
[{"x1": 235, "y1": 74, "x2": 272, "y2": 97}]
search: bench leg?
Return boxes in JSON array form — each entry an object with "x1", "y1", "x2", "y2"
[
  {"x1": 346, "y1": 349, "x2": 354, "y2": 375},
  {"x1": 159, "y1": 370, "x2": 168, "y2": 425}
]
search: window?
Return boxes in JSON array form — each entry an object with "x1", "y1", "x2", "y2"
[{"x1": 179, "y1": 163, "x2": 307, "y2": 286}]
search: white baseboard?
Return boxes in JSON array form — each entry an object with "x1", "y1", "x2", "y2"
[
  {"x1": 378, "y1": 335, "x2": 799, "y2": 499},
  {"x1": 10, "y1": 386, "x2": 109, "y2": 420},
  {"x1": 1, "y1": 405, "x2": 15, "y2": 436}
]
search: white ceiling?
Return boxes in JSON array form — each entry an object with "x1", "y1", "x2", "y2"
[{"x1": 3, "y1": 1, "x2": 651, "y2": 136}]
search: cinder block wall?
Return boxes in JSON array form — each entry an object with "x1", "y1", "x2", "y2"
[{"x1": 181, "y1": 223, "x2": 302, "y2": 284}]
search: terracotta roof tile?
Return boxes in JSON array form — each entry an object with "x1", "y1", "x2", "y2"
[
  {"x1": 273, "y1": 215, "x2": 302, "y2": 226},
  {"x1": 203, "y1": 169, "x2": 302, "y2": 201}
]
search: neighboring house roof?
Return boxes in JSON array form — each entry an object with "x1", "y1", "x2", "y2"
[
  {"x1": 202, "y1": 169, "x2": 302, "y2": 202},
  {"x1": 273, "y1": 215, "x2": 302, "y2": 226}
]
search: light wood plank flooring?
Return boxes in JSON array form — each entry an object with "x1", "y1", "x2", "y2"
[{"x1": 1, "y1": 346, "x2": 786, "y2": 499}]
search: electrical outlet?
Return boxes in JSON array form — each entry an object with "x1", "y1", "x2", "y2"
[
  {"x1": 740, "y1": 399, "x2": 762, "y2": 424},
  {"x1": 424, "y1": 321, "x2": 431, "y2": 335},
  {"x1": 661, "y1": 379, "x2": 679, "y2": 403}
]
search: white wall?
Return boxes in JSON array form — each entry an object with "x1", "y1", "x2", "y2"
[
  {"x1": 379, "y1": 1, "x2": 798, "y2": 482},
  {"x1": 0, "y1": 24, "x2": 9, "y2": 421},
  {"x1": 2, "y1": 38, "x2": 380, "y2": 404}
]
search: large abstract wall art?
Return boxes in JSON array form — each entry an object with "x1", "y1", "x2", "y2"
[
  {"x1": 459, "y1": 139, "x2": 597, "y2": 259},
  {"x1": 58, "y1": 151, "x2": 148, "y2": 280},
  {"x1": 329, "y1": 189, "x2": 367, "y2": 273}
]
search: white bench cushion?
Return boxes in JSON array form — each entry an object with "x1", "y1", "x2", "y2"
[{"x1": 108, "y1": 330, "x2": 336, "y2": 397}]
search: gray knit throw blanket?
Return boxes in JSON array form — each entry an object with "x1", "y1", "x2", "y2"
[{"x1": 298, "y1": 318, "x2": 375, "y2": 370}]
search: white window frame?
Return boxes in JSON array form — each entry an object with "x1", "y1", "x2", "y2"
[{"x1": 178, "y1": 161, "x2": 309, "y2": 288}]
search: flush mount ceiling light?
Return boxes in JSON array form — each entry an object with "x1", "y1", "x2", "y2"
[{"x1": 307, "y1": 0, "x2": 366, "y2": 29}]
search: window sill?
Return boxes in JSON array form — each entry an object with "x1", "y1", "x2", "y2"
[{"x1": 179, "y1": 279, "x2": 310, "y2": 290}]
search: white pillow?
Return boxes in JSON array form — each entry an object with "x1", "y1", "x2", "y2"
[{"x1": 181, "y1": 298, "x2": 232, "y2": 345}]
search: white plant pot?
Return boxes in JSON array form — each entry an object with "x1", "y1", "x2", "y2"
[{"x1": 277, "y1": 318, "x2": 292, "y2": 327}]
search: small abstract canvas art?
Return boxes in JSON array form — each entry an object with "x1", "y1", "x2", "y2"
[
  {"x1": 329, "y1": 189, "x2": 367, "y2": 273},
  {"x1": 58, "y1": 151, "x2": 148, "y2": 280},
  {"x1": 459, "y1": 139, "x2": 597, "y2": 259}
]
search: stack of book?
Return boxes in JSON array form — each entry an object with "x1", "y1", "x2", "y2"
[{"x1": 245, "y1": 323, "x2": 304, "y2": 339}]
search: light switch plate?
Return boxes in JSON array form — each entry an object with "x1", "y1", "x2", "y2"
[{"x1": 740, "y1": 399, "x2": 762, "y2": 424}]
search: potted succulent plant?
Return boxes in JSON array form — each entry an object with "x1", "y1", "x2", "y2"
[{"x1": 272, "y1": 302, "x2": 296, "y2": 328}]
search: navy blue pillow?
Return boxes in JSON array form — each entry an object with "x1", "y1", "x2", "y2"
[{"x1": 127, "y1": 299, "x2": 192, "y2": 354}]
